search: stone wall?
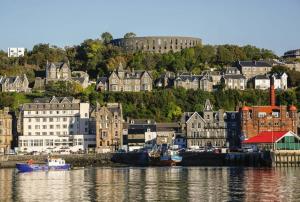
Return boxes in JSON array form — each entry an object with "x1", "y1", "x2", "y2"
[{"x1": 111, "y1": 36, "x2": 201, "y2": 53}]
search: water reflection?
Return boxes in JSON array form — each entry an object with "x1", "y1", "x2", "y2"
[{"x1": 0, "y1": 167, "x2": 300, "y2": 201}]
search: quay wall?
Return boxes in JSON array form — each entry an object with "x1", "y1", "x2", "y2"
[{"x1": 0, "y1": 154, "x2": 114, "y2": 168}]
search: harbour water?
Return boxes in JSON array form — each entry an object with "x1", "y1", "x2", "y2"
[{"x1": 1, "y1": 167, "x2": 300, "y2": 201}]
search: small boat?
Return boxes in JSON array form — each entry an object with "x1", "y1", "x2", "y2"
[
  {"x1": 148, "y1": 144, "x2": 183, "y2": 166},
  {"x1": 16, "y1": 157, "x2": 71, "y2": 172}
]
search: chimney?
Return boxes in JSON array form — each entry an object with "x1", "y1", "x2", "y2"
[{"x1": 270, "y1": 76, "x2": 275, "y2": 106}]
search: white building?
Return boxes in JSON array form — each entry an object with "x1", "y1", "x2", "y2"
[
  {"x1": 8, "y1": 48, "x2": 25, "y2": 57},
  {"x1": 18, "y1": 96, "x2": 95, "y2": 153},
  {"x1": 254, "y1": 73, "x2": 288, "y2": 90}
]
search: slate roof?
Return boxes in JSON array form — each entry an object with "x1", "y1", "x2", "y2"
[
  {"x1": 237, "y1": 60, "x2": 272, "y2": 67},
  {"x1": 223, "y1": 74, "x2": 246, "y2": 79},
  {"x1": 97, "y1": 77, "x2": 108, "y2": 84}
]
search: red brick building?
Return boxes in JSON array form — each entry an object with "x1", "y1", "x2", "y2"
[{"x1": 240, "y1": 78, "x2": 297, "y2": 139}]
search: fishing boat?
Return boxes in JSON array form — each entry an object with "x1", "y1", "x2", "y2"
[
  {"x1": 16, "y1": 157, "x2": 71, "y2": 172},
  {"x1": 148, "y1": 144, "x2": 183, "y2": 166}
]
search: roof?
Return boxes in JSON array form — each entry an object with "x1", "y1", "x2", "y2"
[
  {"x1": 240, "y1": 105, "x2": 281, "y2": 113},
  {"x1": 243, "y1": 131, "x2": 289, "y2": 144},
  {"x1": 97, "y1": 77, "x2": 108, "y2": 84},
  {"x1": 223, "y1": 74, "x2": 246, "y2": 79},
  {"x1": 237, "y1": 60, "x2": 272, "y2": 67},
  {"x1": 254, "y1": 74, "x2": 269, "y2": 80}
]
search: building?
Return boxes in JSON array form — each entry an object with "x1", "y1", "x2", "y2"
[
  {"x1": 0, "y1": 74, "x2": 30, "y2": 92},
  {"x1": 123, "y1": 119, "x2": 156, "y2": 151},
  {"x1": 154, "y1": 71, "x2": 175, "y2": 88},
  {"x1": 240, "y1": 78, "x2": 298, "y2": 140},
  {"x1": 221, "y1": 74, "x2": 246, "y2": 90},
  {"x1": 46, "y1": 62, "x2": 72, "y2": 83},
  {"x1": 242, "y1": 131, "x2": 300, "y2": 151},
  {"x1": 107, "y1": 63, "x2": 152, "y2": 92},
  {"x1": 90, "y1": 103, "x2": 123, "y2": 153},
  {"x1": 174, "y1": 73, "x2": 213, "y2": 91},
  {"x1": 0, "y1": 108, "x2": 12, "y2": 154},
  {"x1": 17, "y1": 97, "x2": 93, "y2": 153},
  {"x1": 35, "y1": 61, "x2": 90, "y2": 90},
  {"x1": 207, "y1": 71, "x2": 222, "y2": 86},
  {"x1": 236, "y1": 60, "x2": 272, "y2": 80},
  {"x1": 181, "y1": 100, "x2": 228, "y2": 148},
  {"x1": 111, "y1": 36, "x2": 201, "y2": 54},
  {"x1": 8, "y1": 48, "x2": 25, "y2": 57},
  {"x1": 254, "y1": 73, "x2": 288, "y2": 90},
  {"x1": 283, "y1": 49, "x2": 300, "y2": 59},
  {"x1": 156, "y1": 122, "x2": 180, "y2": 145},
  {"x1": 96, "y1": 77, "x2": 108, "y2": 92}
]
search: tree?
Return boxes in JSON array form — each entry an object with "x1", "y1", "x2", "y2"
[
  {"x1": 101, "y1": 32, "x2": 113, "y2": 44},
  {"x1": 124, "y1": 32, "x2": 136, "y2": 39}
]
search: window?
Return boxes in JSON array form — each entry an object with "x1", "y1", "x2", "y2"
[
  {"x1": 28, "y1": 125, "x2": 31, "y2": 129},
  {"x1": 35, "y1": 125, "x2": 40, "y2": 129},
  {"x1": 49, "y1": 118, "x2": 54, "y2": 122},
  {"x1": 42, "y1": 125, "x2": 47, "y2": 129},
  {"x1": 28, "y1": 118, "x2": 31, "y2": 122},
  {"x1": 43, "y1": 118, "x2": 47, "y2": 122},
  {"x1": 50, "y1": 125, "x2": 54, "y2": 129},
  {"x1": 56, "y1": 125, "x2": 60, "y2": 129},
  {"x1": 36, "y1": 118, "x2": 40, "y2": 122},
  {"x1": 63, "y1": 118, "x2": 67, "y2": 122},
  {"x1": 63, "y1": 124, "x2": 67, "y2": 129},
  {"x1": 42, "y1": 132, "x2": 47, "y2": 135},
  {"x1": 35, "y1": 132, "x2": 40, "y2": 136},
  {"x1": 50, "y1": 132, "x2": 54, "y2": 135},
  {"x1": 85, "y1": 113, "x2": 88, "y2": 117}
]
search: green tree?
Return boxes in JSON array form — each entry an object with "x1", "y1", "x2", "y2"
[
  {"x1": 101, "y1": 32, "x2": 113, "y2": 44},
  {"x1": 124, "y1": 32, "x2": 136, "y2": 38}
]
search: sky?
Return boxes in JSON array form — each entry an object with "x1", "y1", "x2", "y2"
[{"x1": 0, "y1": 0, "x2": 299, "y2": 56}]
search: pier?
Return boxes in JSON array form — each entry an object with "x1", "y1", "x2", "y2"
[{"x1": 271, "y1": 150, "x2": 300, "y2": 167}]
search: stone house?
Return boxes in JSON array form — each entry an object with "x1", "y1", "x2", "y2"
[
  {"x1": 0, "y1": 74, "x2": 30, "y2": 92},
  {"x1": 236, "y1": 60, "x2": 272, "y2": 80},
  {"x1": 154, "y1": 71, "x2": 175, "y2": 88},
  {"x1": 0, "y1": 108, "x2": 12, "y2": 154},
  {"x1": 181, "y1": 100, "x2": 228, "y2": 148},
  {"x1": 96, "y1": 77, "x2": 108, "y2": 92},
  {"x1": 107, "y1": 63, "x2": 152, "y2": 92},
  {"x1": 90, "y1": 103, "x2": 123, "y2": 153},
  {"x1": 35, "y1": 61, "x2": 90, "y2": 90},
  {"x1": 174, "y1": 73, "x2": 213, "y2": 91},
  {"x1": 221, "y1": 74, "x2": 246, "y2": 90}
]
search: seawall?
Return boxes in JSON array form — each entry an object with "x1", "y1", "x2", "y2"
[{"x1": 0, "y1": 154, "x2": 114, "y2": 168}]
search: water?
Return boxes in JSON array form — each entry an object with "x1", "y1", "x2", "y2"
[{"x1": 1, "y1": 167, "x2": 300, "y2": 201}]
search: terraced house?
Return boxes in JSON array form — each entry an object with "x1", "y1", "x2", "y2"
[
  {"x1": 90, "y1": 103, "x2": 123, "y2": 153},
  {"x1": 0, "y1": 108, "x2": 12, "y2": 154}
]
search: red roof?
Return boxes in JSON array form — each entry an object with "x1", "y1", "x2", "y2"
[{"x1": 243, "y1": 131, "x2": 288, "y2": 144}]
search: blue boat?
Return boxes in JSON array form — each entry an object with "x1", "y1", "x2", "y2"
[{"x1": 16, "y1": 158, "x2": 71, "y2": 172}]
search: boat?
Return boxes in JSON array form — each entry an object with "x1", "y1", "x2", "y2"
[
  {"x1": 16, "y1": 157, "x2": 71, "y2": 172},
  {"x1": 148, "y1": 144, "x2": 183, "y2": 166}
]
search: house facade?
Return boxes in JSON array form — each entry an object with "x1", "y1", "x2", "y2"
[
  {"x1": 254, "y1": 73, "x2": 288, "y2": 90},
  {"x1": 221, "y1": 74, "x2": 246, "y2": 90},
  {"x1": 181, "y1": 100, "x2": 228, "y2": 148},
  {"x1": 90, "y1": 103, "x2": 123, "y2": 153},
  {"x1": 174, "y1": 73, "x2": 213, "y2": 91},
  {"x1": 236, "y1": 60, "x2": 272, "y2": 80},
  {"x1": 17, "y1": 96, "x2": 93, "y2": 153},
  {"x1": 107, "y1": 64, "x2": 152, "y2": 92},
  {"x1": 241, "y1": 80, "x2": 298, "y2": 140},
  {"x1": 0, "y1": 74, "x2": 30, "y2": 92},
  {"x1": 0, "y1": 108, "x2": 12, "y2": 154}
]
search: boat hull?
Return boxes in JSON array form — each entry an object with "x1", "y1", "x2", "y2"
[
  {"x1": 16, "y1": 163, "x2": 71, "y2": 172},
  {"x1": 149, "y1": 156, "x2": 182, "y2": 166}
]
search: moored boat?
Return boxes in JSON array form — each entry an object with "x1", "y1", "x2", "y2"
[
  {"x1": 148, "y1": 145, "x2": 182, "y2": 166},
  {"x1": 16, "y1": 158, "x2": 71, "y2": 172}
]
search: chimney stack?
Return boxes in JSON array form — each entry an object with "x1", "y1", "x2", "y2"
[{"x1": 270, "y1": 76, "x2": 275, "y2": 106}]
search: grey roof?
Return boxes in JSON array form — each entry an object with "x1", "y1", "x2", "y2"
[
  {"x1": 97, "y1": 77, "x2": 108, "y2": 84},
  {"x1": 33, "y1": 96, "x2": 75, "y2": 103},
  {"x1": 47, "y1": 62, "x2": 69, "y2": 69},
  {"x1": 72, "y1": 77, "x2": 85, "y2": 84},
  {"x1": 223, "y1": 74, "x2": 246, "y2": 79},
  {"x1": 254, "y1": 74, "x2": 269, "y2": 80},
  {"x1": 255, "y1": 72, "x2": 287, "y2": 80},
  {"x1": 237, "y1": 60, "x2": 272, "y2": 67}
]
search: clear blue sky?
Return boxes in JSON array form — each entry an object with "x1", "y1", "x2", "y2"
[{"x1": 1, "y1": 0, "x2": 299, "y2": 55}]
